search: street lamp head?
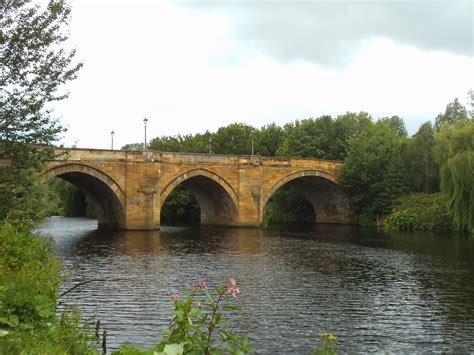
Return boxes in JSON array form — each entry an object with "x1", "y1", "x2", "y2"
[
  {"x1": 143, "y1": 117, "x2": 148, "y2": 125},
  {"x1": 111, "y1": 130, "x2": 115, "y2": 136}
]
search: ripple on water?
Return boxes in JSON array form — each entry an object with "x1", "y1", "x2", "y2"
[{"x1": 37, "y1": 217, "x2": 474, "y2": 353}]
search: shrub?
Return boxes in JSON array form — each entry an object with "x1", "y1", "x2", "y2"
[
  {"x1": 385, "y1": 193, "x2": 452, "y2": 231},
  {"x1": 0, "y1": 224, "x2": 97, "y2": 353}
]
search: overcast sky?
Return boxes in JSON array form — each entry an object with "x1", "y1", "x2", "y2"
[{"x1": 52, "y1": 0, "x2": 474, "y2": 150}]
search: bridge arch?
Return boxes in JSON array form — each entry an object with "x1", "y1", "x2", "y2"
[
  {"x1": 160, "y1": 169, "x2": 238, "y2": 226},
  {"x1": 43, "y1": 163, "x2": 125, "y2": 229},
  {"x1": 262, "y1": 170, "x2": 350, "y2": 224}
]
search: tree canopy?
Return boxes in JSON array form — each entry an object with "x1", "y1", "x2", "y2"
[{"x1": 0, "y1": 0, "x2": 82, "y2": 223}]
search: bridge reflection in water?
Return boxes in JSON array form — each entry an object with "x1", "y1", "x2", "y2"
[{"x1": 44, "y1": 148, "x2": 351, "y2": 230}]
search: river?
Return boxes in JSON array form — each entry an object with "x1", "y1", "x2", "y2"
[{"x1": 37, "y1": 217, "x2": 474, "y2": 353}]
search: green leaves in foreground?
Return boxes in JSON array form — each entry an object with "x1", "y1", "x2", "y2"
[
  {"x1": 0, "y1": 225, "x2": 97, "y2": 353},
  {"x1": 117, "y1": 279, "x2": 249, "y2": 355}
]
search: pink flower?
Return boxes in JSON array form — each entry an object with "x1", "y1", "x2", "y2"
[
  {"x1": 226, "y1": 277, "x2": 240, "y2": 298},
  {"x1": 195, "y1": 280, "x2": 208, "y2": 290},
  {"x1": 170, "y1": 293, "x2": 180, "y2": 302},
  {"x1": 227, "y1": 286, "x2": 240, "y2": 298}
]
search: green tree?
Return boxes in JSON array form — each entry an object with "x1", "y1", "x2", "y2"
[
  {"x1": 341, "y1": 123, "x2": 408, "y2": 225},
  {"x1": 405, "y1": 122, "x2": 439, "y2": 193},
  {"x1": 255, "y1": 123, "x2": 284, "y2": 156},
  {"x1": 333, "y1": 112, "x2": 373, "y2": 160},
  {"x1": 277, "y1": 116, "x2": 338, "y2": 159},
  {"x1": 377, "y1": 115, "x2": 408, "y2": 137},
  {"x1": 0, "y1": 0, "x2": 82, "y2": 223},
  {"x1": 433, "y1": 120, "x2": 474, "y2": 233},
  {"x1": 434, "y1": 98, "x2": 468, "y2": 131},
  {"x1": 212, "y1": 123, "x2": 255, "y2": 155},
  {"x1": 121, "y1": 142, "x2": 144, "y2": 151}
]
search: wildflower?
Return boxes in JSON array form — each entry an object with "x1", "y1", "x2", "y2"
[
  {"x1": 170, "y1": 293, "x2": 181, "y2": 302},
  {"x1": 226, "y1": 277, "x2": 240, "y2": 298},
  {"x1": 228, "y1": 277, "x2": 237, "y2": 287},
  {"x1": 195, "y1": 280, "x2": 208, "y2": 290}
]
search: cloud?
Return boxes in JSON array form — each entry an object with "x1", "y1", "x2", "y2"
[{"x1": 180, "y1": 0, "x2": 473, "y2": 67}]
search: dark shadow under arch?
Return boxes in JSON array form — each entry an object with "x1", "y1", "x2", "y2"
[
  {"x1": 161, "y1": 170, "x2": 238, "y2": 226},
  {"x1": 263, "y1": 171, "x2": 351, "y2": 224},
  {"x1": 44, "y1": 164, "x2": 125, "y2": 229}
]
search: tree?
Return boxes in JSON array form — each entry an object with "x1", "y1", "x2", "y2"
[
  {"x1": 433, "y1": 120, "x2": 474, "y2": 233},
  {"x1": 212, "y1": 123, "x2": 255, "y2": 155},
  {"x1": 404, "y1": 122, "x2": 439, "y2": 193},
  {"x1": 434, "y1": 98, "x2": 468, "y2": 131},
  {"x1": 340, "y1": 123, "x2": 407, "y2": 225},
  {"x1": 121, "y1": 142, "x2": 144, "y2": 151},
  {"x1": 333, "y1": 112, "x2": 373, "y2": 160},
  {"x1": 377, "y1": 115, "x2": 407, "y2": 137},
  {"x1": 276, "y1": 116, "x2": 338, "y2": 159},
  {"x1": 0, "y1": 0, "x2": 82, "y2": 223},
  {"x1": 255, "y1": 123, "x2": 284, "y2": 156}
]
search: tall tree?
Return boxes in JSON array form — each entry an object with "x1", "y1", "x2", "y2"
[
  {"x1": 212, "y1": 123, "x2": 255, "y2": 155},
  {"x1": 333, "y1": 112, "x2": 373, "y2": 160},
  {"x1": 255, "y1": 123, "x2": 284, "y2": 156},
  {"x1": 377, "y1": 115, "x2": 408, "y2": 137},
  {"x1": 340, "y1": 123, "x2": 407, "y2": 225},
  {"x1": 276, "y1": 116, "x2": 338, "y2": 159},
  {"x1": 405, "y1": 122, "x2": 439, "y2": 193},
  {"x1": 0, "y1": 0, "x2": 82, "y2": 223},
  {"x1": 434, "y1": 98, "x2": 468, "y2": 131},
  {"x1": 433, "y1": 120, "x2": 474, "y2": 234}
]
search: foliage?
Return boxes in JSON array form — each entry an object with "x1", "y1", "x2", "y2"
[
  {"x1": 121, "y1": 143, "x2": 145, "y2": 151},
  {"x1": 116, "y1": 279, "x2": 250, "y2": 355},
  {"x1": 276, "y1": 116, "x2": 340, "y2": 160},
  {"x1": 434, "y1": 120, "x2": 474, "y2": 234},
  {"x1": 212, "y1": 123, "x2": 255, "y2": 155},
  {"x1": 313, "y1": 332, "x2": 337, "y2": 355},
  {"x1": 404, "y1": 122, "x2": 439, "y2": 193},
  {"x1": 0, "y1": 224, "x2": 97, "y2": 353},
  {"x1": 161, "y1": 186, "x2": 200, "y2": 225},
  {"x1": 48, "y1": 179, "x2": 98, "y2": 218},
  {"x1": 254, "y1": 123, "x2": 284, "y2": 156},
  {"x1": 0, "y1": 0, "x2": 82, "y2": 223},
  {"x1": 262, "y1": 185, "x2": 315, "y2": 225},
  {"x1": 332, "y1": 112, "x2": 373, "y2": 160},
  {"x1": 385, "y1": 193, "x2": 451, "y2": 231},
  {"x1": 434, "y1": 98, "x2": 468, "y2": 131},
  {"x1": 340, "y1": 123, "x2": 408, "y2": 225}
]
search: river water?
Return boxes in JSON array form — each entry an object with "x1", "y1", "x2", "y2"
[{"x1": 38, "y1": 217, "x2": 474, "y2": 353}]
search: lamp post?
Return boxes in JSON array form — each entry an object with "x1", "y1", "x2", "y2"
[
  {"x1": 208, "y1": 138, "x2": 212, "y2": 154},
  {"x1": 110, "y1": 130, "x2": 114, "y2": 150},
  {"x1": 251, "y1": 129, "x2": 254, "y2": 156},
  {"x1": 143, "y1": 117, "x2": 148, "y2": 150}
]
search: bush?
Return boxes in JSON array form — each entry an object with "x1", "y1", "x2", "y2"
[
  {"x1": 385, "y1": 193, "x2": 452, "y2": 231},
  {"x1": 0, "y1": 224, "x2": 97, "y2": 353}
]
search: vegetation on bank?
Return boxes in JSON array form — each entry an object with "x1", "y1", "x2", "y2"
[
  {"x1": 0, "y1": 224, "x2": 97, "y2": 353},
  {"x1": 385, "y1": 193, "x2": 451, "y2": 231}
]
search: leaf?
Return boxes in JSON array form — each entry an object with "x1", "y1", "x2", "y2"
[
  {"x1": 0, "y1": 330, "x2": 9, "y2": 337},
  {"x1": 162, "y1": 342, "x2": 185, "y2": 355},
  {"x1": 0, "y1": 315, "x2": 19, "y2": 328},
  {"x1": 223, "y1": 305, "x2": 240, "y2": 311}
]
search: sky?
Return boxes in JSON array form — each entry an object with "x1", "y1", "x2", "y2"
[{"x1": 52, "y1": 0, "x2": 474, "y2": 150}]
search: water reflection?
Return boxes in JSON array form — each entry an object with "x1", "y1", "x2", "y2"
[{"x1": 38, "y1": 217, "x2": 474, "y2": 353}]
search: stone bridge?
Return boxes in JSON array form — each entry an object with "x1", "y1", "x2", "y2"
[{"x1": 43, "y1": 148, "x2": 350, "y2": 230}]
